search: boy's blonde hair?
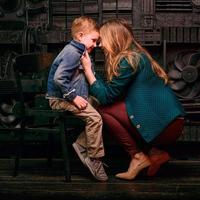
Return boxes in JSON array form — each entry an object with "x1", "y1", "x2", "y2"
[
  {"x1": 71, "y1": 16, "x2": 99, "y2": 39},
  {"x1": 100, "y1": 19, "x2": 168, "y2": 83}
]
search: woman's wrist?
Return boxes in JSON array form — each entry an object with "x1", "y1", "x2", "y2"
[{"x1": 84, "y1": 69, "x2": 96, "y2": 85}]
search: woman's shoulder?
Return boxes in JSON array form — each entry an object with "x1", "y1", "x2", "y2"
[
  {"x1": 137, "y1": 52, "x2": 152, "y2": 69},
  {"x1": 118, "y1": 52, "x2": 150, "y2": 73},
  {"x1": 139, "y1": 52, "x2": 150, "y2": 62},
  {"x1": 119, "y1": 52, "x2": 140, "y2": 64}
]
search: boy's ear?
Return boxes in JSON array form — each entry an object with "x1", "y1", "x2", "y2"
[{"x1": 77, "y1": 32, "x2": 84, "y2": 40}]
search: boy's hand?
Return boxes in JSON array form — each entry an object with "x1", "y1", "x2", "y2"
[
  {"x1": 72, "y1": 96, "x2": 88, "y2": 110},
  {"x1": 81, "y1": 51, "x2": 92, "y2": 72}
]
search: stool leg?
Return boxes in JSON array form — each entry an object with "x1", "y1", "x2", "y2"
[
  {"x1": 47, "y1": 132, "x2": 54, "y2": 167},
  {"x1": 14, "y1": 130, "x2": 24, "y2": 177},
  {"x1": 60, "y1": 118, "x2": 71, "y2": 182}
]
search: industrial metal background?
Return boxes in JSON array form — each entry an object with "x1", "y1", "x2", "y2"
[{"x1": 0, "y1": 0, "x2": 200, "y2": 141}]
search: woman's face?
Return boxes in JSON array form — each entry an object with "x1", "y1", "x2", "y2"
[
  {"x1": 99, "y1": 26, "x2": 114, "y2": 54},
  {"x1": 98, "y1": 35, "x2": 108, "y2": 53}
]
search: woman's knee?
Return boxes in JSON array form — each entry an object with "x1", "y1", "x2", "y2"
[{"x1": 153, "y1": 117, "x2": 185, "y2": 146}]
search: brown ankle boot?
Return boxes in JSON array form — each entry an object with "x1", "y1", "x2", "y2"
[
  {"x1": 147, "y1": 148, "x2": 170, "y2": 177},
  {"x1": 115, "y1": 152, "x2": 151, "y2": 180}
]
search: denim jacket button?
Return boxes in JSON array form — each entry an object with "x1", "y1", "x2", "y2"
[{"x1": 130, "y1": 115, "x2": 134, "y2": 119}]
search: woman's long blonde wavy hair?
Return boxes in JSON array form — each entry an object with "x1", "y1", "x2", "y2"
[{"x1": 100, "y1": 19, "x2": 168, "y2": 83}]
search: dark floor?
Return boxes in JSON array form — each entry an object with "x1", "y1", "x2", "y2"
[{"x1": 0, "y1": 142, "x2": 200, "y2": 200}]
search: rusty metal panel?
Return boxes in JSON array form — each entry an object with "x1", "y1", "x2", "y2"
[
  {"x1": 102, "y1": 0, "x2": 132, "y2": 11},
  {"x1": 66, "y1": 1, "x2": 82, "y2": 14},
  {"x1": 177, "y1": 27, "x2": 184, "y2": 43},
  {"x1": 141, "y1": 0, "x2": 155, "y2": 28},
  {"x1": 180, "y1": 126, "x2": 200, "y2": 142},
  {"x1": 191, "y1": 27, "x2": 198, "y2": 43},
  {"x1": 162, "y1": 27, "x2": 200, "y2": 43},
  {"x1": 155, "y1": 0, "x2": 192, "y2": 12},
  {"x1": 134, "y1": 28, "x2": 161, "y2": 45},
  {"x1": 84, "y1": 1, "x2": 99, "y2": 13},
  {"x1": 0, "y1": 0, "x2": 200, "y2": 142}
]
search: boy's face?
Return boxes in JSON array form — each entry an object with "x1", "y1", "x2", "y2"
[{"x1": 78, "y1": 31, "x2": 99, "y2": 53}]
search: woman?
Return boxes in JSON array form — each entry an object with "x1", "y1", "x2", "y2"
[{"x1": 81, "y1": 19, "x2": 185, "y2": 180}]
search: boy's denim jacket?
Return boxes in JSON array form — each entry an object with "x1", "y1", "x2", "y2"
[{"x1": 46, "y1": 40, "x2": 90, "y2": 101}]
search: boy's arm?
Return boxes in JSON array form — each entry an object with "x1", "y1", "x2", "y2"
[{"x1": 54, "y1": 51, "x2": 80, "y2": 101}]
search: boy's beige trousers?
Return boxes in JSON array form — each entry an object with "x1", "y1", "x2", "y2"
[{"x1": 49, "y1": 99, "x2": 105, "y2": 158}]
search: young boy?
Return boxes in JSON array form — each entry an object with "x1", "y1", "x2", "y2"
[{"x1": 46, "y1": 16, "x2": 108, "y2": 181}]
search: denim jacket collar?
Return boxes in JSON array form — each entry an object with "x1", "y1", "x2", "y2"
[{"x1": 70, "y1": 40, "x2": 86, "y2": 55}]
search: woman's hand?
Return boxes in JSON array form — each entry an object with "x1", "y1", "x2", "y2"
[
  {"x1": 81, "y1": 51, "x2": 97, "y2": 85},
  {"x1": 81, "y1": 51, "x2": 92, "y2": 72}
]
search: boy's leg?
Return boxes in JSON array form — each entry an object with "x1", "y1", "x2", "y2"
[
  {"x1": 74, "y1": 103, "x2": 107, "y2": 181},
  {"x1": 49, "y1": 99, "x2": 104, "y2": 157},
  {"x1": 49, "y1": 98, "x2": 87, "y2": 161},
  {"x1": 49, "y1": 99, "x2": 107, "y2": 181},
  {"x1": 75, "y1": 103, "x2": 104, "y2": 158}
]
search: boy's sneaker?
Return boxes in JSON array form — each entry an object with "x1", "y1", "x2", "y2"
[
  {"x1": 72, "y1": 142, "x2": 87, "y2": 166},
  {"x1": 85, "y1": 157, "x2": 108, "y2": 182}
]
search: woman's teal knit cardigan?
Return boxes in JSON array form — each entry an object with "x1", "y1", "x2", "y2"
[{"x1": 90, "y1": 53, "x2": 185, "y2": 142}]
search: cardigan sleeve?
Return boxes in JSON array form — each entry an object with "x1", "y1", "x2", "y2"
[{"x1": 90, "y1": 59, "x2": 136, "y2": 105}]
